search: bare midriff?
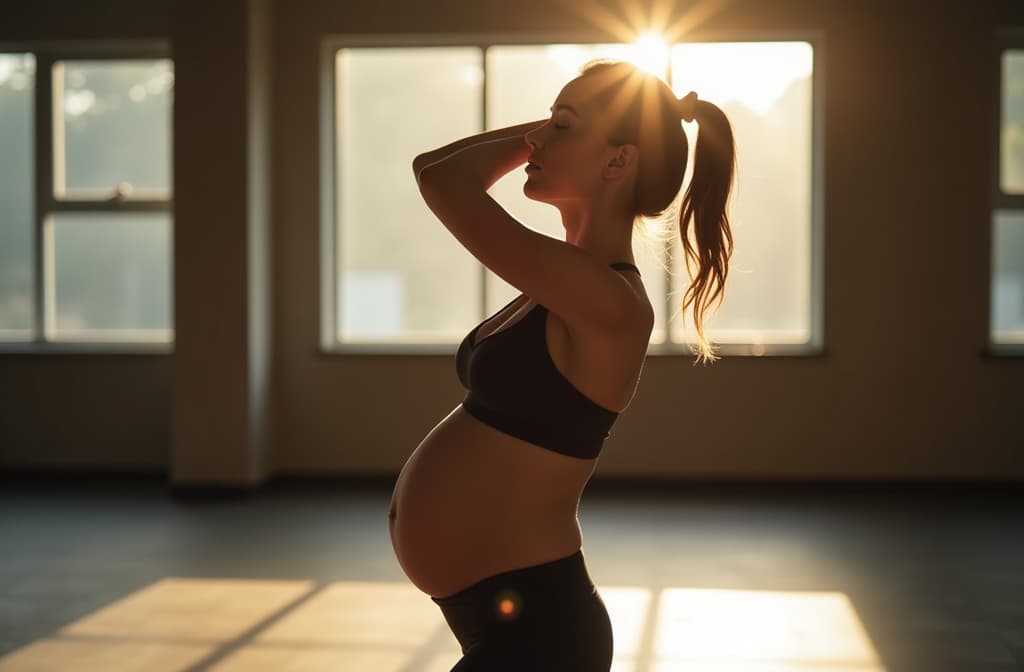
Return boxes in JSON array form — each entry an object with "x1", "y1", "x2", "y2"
[
  {"x1": 389, "y1": 272, "x2": 652, "y2": 600},
  {"x1": 387, "y1": 404, "x2": 599, "y2": 599}
]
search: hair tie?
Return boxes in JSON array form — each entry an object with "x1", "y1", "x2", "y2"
[{"x1": 677, "y1": 91, "x2": 698, "y2": 123}]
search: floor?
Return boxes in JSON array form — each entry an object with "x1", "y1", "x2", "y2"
[{"x1": 0, "y1": 477, "x2": 1022, "y2": 672}]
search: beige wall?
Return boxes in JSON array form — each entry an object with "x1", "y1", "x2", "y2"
[
  {"x1": 1, "y1": 0, "x2": 1022, "y2": 483},
  {"x1": 170, "y1": 0, "x2": 274, "y2": 486}
]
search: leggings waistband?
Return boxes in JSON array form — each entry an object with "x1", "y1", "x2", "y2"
[{"x1": 431, "y1": 549, "x2": 592, "y2": 605}]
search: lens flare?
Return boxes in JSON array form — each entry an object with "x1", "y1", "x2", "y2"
[{"x1": 494, "y1": 589, "x2": 523, "y2": 621}]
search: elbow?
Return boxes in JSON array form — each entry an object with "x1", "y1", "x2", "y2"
[
  {"x1": 413, "y1": 154, "x2": 438, "y2": 184},
  {"x1": 413, "y1": 159, "x2": 442, "y2": 202},
  {"x1": 415, "y1": 160, "x2": 450, "y2": 191},
  {"x1": 414, "y1": 155, "x2": 471, "y2": 190}
]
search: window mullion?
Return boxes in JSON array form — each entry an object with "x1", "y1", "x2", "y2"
[
  {"x1": 34, "y1": 53, "x2": 56, "y2": 343},
  {"x1": 321, "y1": 43, "x2": 339, "y2": 348},
  {"x1": 810, "y1": 38, "x2": 826, "y2": 354},
  {"x1": 993, "y1": 194, "x2": 1024, "y2": 209},
  {"x1": 48, "y1": 200, "x2": 171, "y2": 213}
]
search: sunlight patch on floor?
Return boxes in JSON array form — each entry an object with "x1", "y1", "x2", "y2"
[{"x1": 0, "y1": 579, "x2": 886, "y2": 671}]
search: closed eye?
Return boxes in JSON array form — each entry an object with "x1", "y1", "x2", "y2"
[{"x1": 554, "y1": 124, "x2": 568, "y2": 130}]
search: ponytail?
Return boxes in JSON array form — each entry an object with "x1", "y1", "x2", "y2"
[
  {"x1": 574, "y1": 60, "x2": 737, "y2": 364},
  {"x1": 678, "y1": 100, "x2": 736, "y2": 365}
]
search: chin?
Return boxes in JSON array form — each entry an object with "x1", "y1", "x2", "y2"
[
  {"x1": 523, "y1": 179, "x2": 559, "y2": 203},
  {"x1": 522, "y1": 182, "x2": 545, "y2": 202}
]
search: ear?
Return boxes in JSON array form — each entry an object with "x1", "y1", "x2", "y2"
[{"x1": 602, "y1": 144, "x2": 639, "y2": 181}]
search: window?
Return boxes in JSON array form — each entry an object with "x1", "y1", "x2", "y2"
[
  {"x1": 0, "y1": 54, "x2": 34, "y2": 340},
  {"x1": 0, "y1": 46, "x2": 173, "y2": 351},
  {"x1": 992, "y1": 37, "x2": 1024, "y2": 353},
  {"x1": 324, "y1": 38, "x2": 820, "y2": 357}
]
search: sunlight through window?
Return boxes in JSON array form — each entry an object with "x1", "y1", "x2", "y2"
[
  {"x1": 672, "y1": 41, "x2": 812, "y2": 116},
  {"x1": 334, "y1": 38, "x2": 819, "y2": 355}
]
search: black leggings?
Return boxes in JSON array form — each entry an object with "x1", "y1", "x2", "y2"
[{"x1": 430, "y1": 549, "x2": 614, "y2": 671}]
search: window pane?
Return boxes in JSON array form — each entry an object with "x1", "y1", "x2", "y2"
[
  {"x1": 52, "y1": 213, "x2": 172, "y2": 340},
  {"x1": 0, "y1": 54, "x2": 36, "y2": 338},
  {"x1": 670, "y1": 42, "x2": 814, "y2": 345},
  {"x1": 992, "y1": 211, "x2": 1024, "y2": 343},
  {"x1": 486, "y1": 44, "x2": 668, "y2": 317},
  {"x1": 335, "y1": 47, "x2": 482, "y2": 342},
  {"x1": 56, "y1": 60, "x2": 173, "y2": 198},
  {"x1": 1002, "y1": 50, "x2": 1024, "y2": 194}
]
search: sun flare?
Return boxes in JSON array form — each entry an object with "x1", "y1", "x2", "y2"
[
  {"x1": 542, "y1": 0, "x2": 813, "y2": 117},
  {"x1": 631, "y1": 32, "x2": 670, "y2": 77}
]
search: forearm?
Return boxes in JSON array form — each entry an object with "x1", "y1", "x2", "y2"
[{"x1": 414, "y1": 119, "x2": 546, "y2": 188}]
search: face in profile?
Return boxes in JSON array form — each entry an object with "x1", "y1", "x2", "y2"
[{"x1": 523, "y1": 77, "x2": 622, "y2": 206}]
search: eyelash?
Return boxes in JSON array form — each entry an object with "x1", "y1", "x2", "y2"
[{"x1": 553, "y1": 124, "x2": 568, "y2": 130}]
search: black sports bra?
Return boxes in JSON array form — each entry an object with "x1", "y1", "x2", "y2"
[{"x1": 455, "y1": 261, "x2": 641, "y2": 459}]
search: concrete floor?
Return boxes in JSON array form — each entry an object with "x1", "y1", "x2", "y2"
[{"x1": 0, "y1": 477, "x2": 1022, "y2": 671}]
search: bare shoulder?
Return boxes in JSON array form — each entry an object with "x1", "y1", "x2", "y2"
[
  {"x1": 620, "y1": 273, "x2": 656, "y2": 334},
  {"x1": 571, "y1": 275, "x2": 654, "y2": 350}
]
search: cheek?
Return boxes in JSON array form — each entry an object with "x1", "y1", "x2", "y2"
[
  {"x1": 556, "y1": 139, "x2": 602, "y2": 175},
  {"x1": 531, "y1": 137, "x2": 604, "y2": 189}
]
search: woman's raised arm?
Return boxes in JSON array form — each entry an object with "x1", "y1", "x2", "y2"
[{"x1": 413, "y1": 119, "x2": 547, "y2": 183}]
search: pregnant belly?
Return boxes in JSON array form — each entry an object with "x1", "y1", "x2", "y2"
[{"x1": 388, "y1": 404, "x2": 594, "y2": 598}]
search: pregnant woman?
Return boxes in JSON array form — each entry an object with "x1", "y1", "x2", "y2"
[{"x1": 388, "y1": 58, "x2": 737, "y2": 671}]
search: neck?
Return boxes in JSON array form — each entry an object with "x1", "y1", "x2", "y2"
[{"x1": 555, "y1": 196, "x2": 636, "y2": 266}]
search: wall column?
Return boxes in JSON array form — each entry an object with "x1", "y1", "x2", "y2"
[{"x1": 171, "y1": 0, "x2": 273, "y2": 487}]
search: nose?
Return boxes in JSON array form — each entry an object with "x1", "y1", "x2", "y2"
[{"x1": 525, "y1": 127, "x2": 542, "y2": 151}]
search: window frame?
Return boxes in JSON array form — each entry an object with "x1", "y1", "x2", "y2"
[
  {"x1": 0, "y1": 39, "x2": 173, "y2": 355},
  {"x1": 320, "y1": 31, "x2": 827, "y2": 358},
  {"x1": 990, "y1": 29, "x2": 1024, "y2": 357}
]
